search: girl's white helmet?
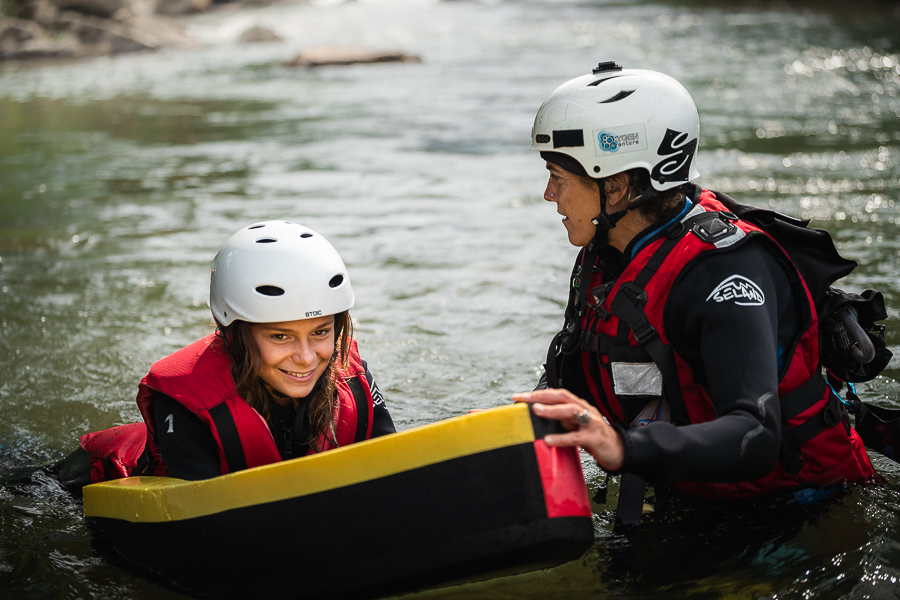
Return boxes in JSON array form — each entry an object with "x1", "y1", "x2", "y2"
[
  {"x1": 210, "y1": 220, "x2": 354, "y2": 326},
  {"x1": 529, "y1": 62, "x2": 700, "y2": 191}
]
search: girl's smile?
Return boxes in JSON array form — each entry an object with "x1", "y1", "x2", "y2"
[{"x1": 250, "y1": 315, "x2": 336, "y2": 401}]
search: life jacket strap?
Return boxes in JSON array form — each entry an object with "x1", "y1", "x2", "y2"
[
  {"x1": 615, "y1": 472, "x2": 647, "y2": 529},
  {"x1": 780, "y1": 372, "x2": 827, "y2": 419},
  {"x1": 346, "y1": 375, "x2": 370, "y2": 444},
  {"x1": 778, "y1": 374, "x2": 846, "y2": 476},
  {"x1": 609, "y1": 285, "x2": 688, "y2": 426},
  {"x1": 208, "y1": 403, "x2": 248, "y2": 473}
]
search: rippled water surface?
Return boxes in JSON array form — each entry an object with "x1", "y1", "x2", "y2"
[{"x1": 1, "y1": 0, "x2": 899, "y2": 597}]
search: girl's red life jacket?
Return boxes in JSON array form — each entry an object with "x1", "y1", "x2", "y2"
[
  {"x1": 575, "y1": 190, "x2": 876, "y2": 499},
  {"x1": 80, "y1": 333, "x2": 375, "y2": 483}
]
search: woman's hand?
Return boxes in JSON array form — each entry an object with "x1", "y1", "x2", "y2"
[{"x1": 513, "y1": 388, "x2": 625, "y2": 472}]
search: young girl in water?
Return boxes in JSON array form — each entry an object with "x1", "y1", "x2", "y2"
[{"x1": 63, "y1": 220, "x2": 394, "y2": 485}]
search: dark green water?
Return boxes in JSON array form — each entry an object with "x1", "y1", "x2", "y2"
[{"x1": 1, "y1": 0, "x2": 899, "y2": 597}]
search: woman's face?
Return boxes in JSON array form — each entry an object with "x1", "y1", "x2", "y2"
[
  {"x1": 543, "y1": 162, "x2": 603, "y2": 247},
  {"x1": 250, "y1": 315, "x2": 336, "y2": 400}
]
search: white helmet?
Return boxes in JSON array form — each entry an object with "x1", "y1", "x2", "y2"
[
  {"x1": 210, "y1": 220, "x2": 354, "y2": 326},
  {"x1": 529, "y1": 62, "x2": 700, "y2": 191}
]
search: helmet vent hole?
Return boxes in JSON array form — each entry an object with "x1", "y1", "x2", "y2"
[
  {"x1": 300, "y1": 233, "x2": 313, "y2": 239},
  {"x1": 256, "y1": 285, "x2": 285, "y2": 297},
  {"x1": 249, "y1": 225, "x2": 265, "y2": 230},
  {"x1": 256, "y1": 238, "x2": 277, "y2": 244},
  {"x1": 329, "y1": 275, "x2": 344, "y2": 288},
  {"x1": 599, "y1": 90, "x2": 635, "y2": 104}
]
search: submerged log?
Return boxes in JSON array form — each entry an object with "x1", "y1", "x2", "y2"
[{"x1": 284, "y1": 45, "x2": 421, "y2": 67}]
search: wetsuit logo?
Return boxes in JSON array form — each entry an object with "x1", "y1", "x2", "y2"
[
  {"x1": 706, "y1": 275, "x2": 765, "y2": 306},
  {"x1": 651, "y1": 128, "x2": 697, "y2": 185}
]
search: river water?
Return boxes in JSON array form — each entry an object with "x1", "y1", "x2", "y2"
[{"x1": 1, "y1": 0, "x2": 899, "y2": 597}]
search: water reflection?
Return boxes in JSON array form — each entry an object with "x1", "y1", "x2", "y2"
[{"x1": 1, "y1": 0, "x2": 899, "y2": 597}]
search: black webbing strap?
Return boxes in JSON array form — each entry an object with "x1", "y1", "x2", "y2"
[
  {"x1": 792, "y1": 390, "x2": 844, "y2": 446},
  {"x1": 291, "y1": 400, "x2": 310, "y2": 455},
  {"x1": 347, "y1": 375, "x2": 370, "y2": 443},
  {"x1": 777, "y1": 374, "x2": 841, "y2": 476},
  {"x1": 575, "y1": 245, "x2": 599, "y2": 312},
  {"x1": 778, "y1": 410, "x2": 805, "y2": 476},
  {"x1": 543, "y1": 250, "x2": 587, "y2": 389},
  {"x1": 780, "y1": 374, "x2": 827, "y2": 420},
  {"x1": 609, "y1": 229, "x2": 688, "y2": 427},
  {"x1": 579, "y1": 332, "x2": 615, "y2": 354},
  {"x1": 208, "y1": 402, "x2": 248, "y2": 473},
  {"x1": 609, "y1": 286, "x2": 688, "y2": 426},
  {"x1": 605, "y1": 233, "x2": 685, "y2": 526},
  {"x1": 616, "y1": 473, "x2": 647, "y2": 528},
  {"x1": 543, "y1": 330, "x2": 564, "y2": 388}
]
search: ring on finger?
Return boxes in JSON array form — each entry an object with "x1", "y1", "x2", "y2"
[{"x1": 574, "y1": 409, "x2": 591, "y2": 426}]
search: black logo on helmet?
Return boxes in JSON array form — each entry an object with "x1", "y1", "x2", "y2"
[{"x1": 651, "y1": 129, "x2": 696, "y2": 185}]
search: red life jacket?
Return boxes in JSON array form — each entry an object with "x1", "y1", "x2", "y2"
[
  {"x1": 81, "y1": 333, "x2": 375, "y2": 482},
  {"x1": 562, "y1": 190, "x2": 875, "y2": 500}
]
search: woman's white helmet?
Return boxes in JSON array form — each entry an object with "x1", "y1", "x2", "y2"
[
  {"x1": 210, "y1": 220, "x2": 354, "y2": 326},
  {"x1": 529, "y1": 62, "x2": 700, "y2": 191}
]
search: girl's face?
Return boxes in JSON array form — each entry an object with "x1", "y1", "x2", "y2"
[{"x1": 250, "y1": 315, "x2": 336, "y2": 400}]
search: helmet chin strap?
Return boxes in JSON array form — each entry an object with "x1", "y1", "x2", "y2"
[
  {"x1": 589, "y1": 184, "x2": 659, "y2": 250},
  {"x1": 575, "y1": 184, "x2": 658, "y2": 309}
]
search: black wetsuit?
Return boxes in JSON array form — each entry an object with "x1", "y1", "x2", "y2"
[
  {"x1": 565, "y1": 192, "x2": 800, "y2": 486},
  {"x1": 152, "y1": 361, "x2": 395, "y2": 480}
]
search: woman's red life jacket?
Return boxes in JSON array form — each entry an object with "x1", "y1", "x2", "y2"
[
  {"x1": 80, "y1": 333, "x2": 375, "y2": 483},
  {"x1": 571, "y1": 190, "x2": 875, "y2": 499}
]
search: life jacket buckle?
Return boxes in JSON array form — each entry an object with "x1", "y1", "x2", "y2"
[
  {"x1": 631, "y1": 322, "x2": 659, "y2": 346},
  {"x1": 617, "y1": 281, "x2": 647, "y2": 308},
  {"x1": 692, "y1": 216, "x2": 737, "y2": 244},
  {"x1": 612, "y1": 282, "x2": 658, "y2": 345}
]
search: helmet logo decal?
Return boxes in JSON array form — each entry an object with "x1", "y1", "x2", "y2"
[
  {"x1": 598, "y1": 132, "x2": 621, "y2": 152},
  {"x1": 651, "y1": 128, "x2": 697, "y2": 184},
  {"x1": 306, "y1": 310, "x2": 323, "y2": 317},
  {"x1": 592, "y1": 124, "x2": 647, "y2": 156},
  {"x1": 706, "y1": 275, "x2": 765, "y2": 307}
]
